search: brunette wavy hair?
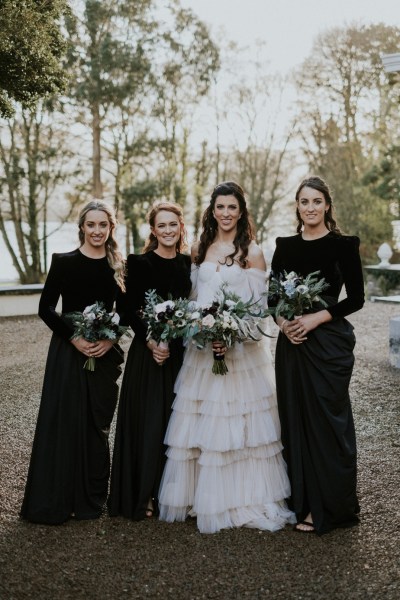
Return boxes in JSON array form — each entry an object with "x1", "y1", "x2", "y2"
[
  {"x1": 142, "y1": 201, "x2": 188, "y2": 254},
  {"x1": 195, "y1": 181, "x2": 255, "y2": 268},
  {"x1": 295, "y1": 176, "x2": 341, "y2": 235},
  {"x1": 78, "y1": 200, "x2": 125, "y2": 291}
]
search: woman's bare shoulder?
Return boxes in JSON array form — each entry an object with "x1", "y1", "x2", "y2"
[{"x1": 247, "y1": 242, "x2": 266, "y2": 270}]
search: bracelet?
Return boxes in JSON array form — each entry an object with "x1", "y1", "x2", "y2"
[{"x1": 279, "y1": 319, "x2": 288, "y2": 333}]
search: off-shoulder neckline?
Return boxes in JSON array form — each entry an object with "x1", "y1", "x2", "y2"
[{"x1": 197, "y1": 261, "x2": 266, "y2": 275}]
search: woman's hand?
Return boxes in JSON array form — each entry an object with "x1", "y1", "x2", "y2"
[
  {"x1": 89, "y1": 339, "x2": 115, "y2": 358},
  {"x1": 279, "y1": 310, "x2": 332, "y2": 345},
  {"x1": 71, "y1": 338, "x2": 114, "y2": 357},
  {"x1": 281, "y1": 317, "x2": 307, "y2": 345},
  {"x1": 147, "y1": 339, "x2": 170, "y2": 365},
  {"x1": 70, "y1": 337, "x2": 97, "y2": 357},
  {"x1": 212, "y1": 341, "x2": 227, "y2": 356}
]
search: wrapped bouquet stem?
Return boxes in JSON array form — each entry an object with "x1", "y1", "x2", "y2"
[{"x1": 212, "y1": 347, "x2": 229, "y2": 375}]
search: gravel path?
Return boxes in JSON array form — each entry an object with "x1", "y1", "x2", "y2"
[{"x1": 0, "y1": 302, "x2": 399, "y2": 600}]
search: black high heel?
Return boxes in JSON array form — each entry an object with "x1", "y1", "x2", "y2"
[{"x1": 293, "y1": 520, "x2": 316, "y2": 533}]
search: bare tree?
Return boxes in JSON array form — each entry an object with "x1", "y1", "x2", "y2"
[
  {"x1": 294, "y1": 23, "x2": 400, "y2": 257},
  {"x1": 216, "y1": 44, "x2": 296, "y2": 242},
  {"x1": 0, "y1": 103, "x2": 81, "y2": 282}
]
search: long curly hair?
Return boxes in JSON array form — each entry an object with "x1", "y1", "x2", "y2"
[
  {"x1": 142, "y1": 201, "x2": 188, "y2": 254},
  {"x1": 78, "y1": 200, "x2": 125, "y2": 291},
  {"x1": 195, "y1": 181, "x2": 255, "y2": 268},
  {"x1": 295, "y1": 176, "x2": 341, "y2": 235}
]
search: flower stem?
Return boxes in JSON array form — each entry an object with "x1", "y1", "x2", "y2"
[
  {"x1": 83, "y1": 357, "x2": 96, "y2": 371},
  {"x1": 212, "y1": 353, "x2": 229, "y2": 375}
]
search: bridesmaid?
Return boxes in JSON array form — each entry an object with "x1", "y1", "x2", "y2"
[
  {"x1": 108, "y1": 201, "x2": 191, "y2": 520},
  {"x1": 270, "y1": 176, "x2": 364, "y2": 535},
  {"x1": 21, "y1": 200, "x2": 125, "y2": 524}
]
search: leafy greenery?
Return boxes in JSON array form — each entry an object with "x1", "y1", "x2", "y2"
[
  {"x1": 294, "y1": 23, "x2": 400, "y2": 261},
  {"x1": 267, "y1": 270, "x2": 329, "y2": 320},
  {"x1": 362, "y1": 145, "x2": 400, "y2": 219},
  {"x1": 0, "y1": 0, "x2": 69, "y2": 117}
]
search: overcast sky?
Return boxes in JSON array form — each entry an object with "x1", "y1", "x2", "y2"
[{"x1": 180, "y1": 0, "x2": 400, "y2": 73}]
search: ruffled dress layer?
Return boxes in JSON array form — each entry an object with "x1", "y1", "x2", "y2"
[{"x1": 158, "y1": 262, "x2": 295, "y2": 533}]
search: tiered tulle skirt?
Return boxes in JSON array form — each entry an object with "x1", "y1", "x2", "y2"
[{"x1": 158, "y1": 340, "x2": 296, "y2": 533}]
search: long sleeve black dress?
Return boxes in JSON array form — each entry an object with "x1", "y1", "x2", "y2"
[
  {"x1": 21, "y1": 249, "x2": 124, "y2": 524},
  {"x1": 270, "y1": 232, "x2": 365, "y2": 534},
  {"x1": 108, "y1": 250, "x2": 191, "y2": 520}
]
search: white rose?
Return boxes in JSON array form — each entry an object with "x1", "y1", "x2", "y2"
[
  {"x1": 286, "y1": 271, "x2": 297, "y2": 281},
  {"x1": 155, "y1": 300, "x2": 175, "y2": 314},
  {"x1": 83, "y1": 304, "x2": 96, "y2": 315},
  {"x1": 202, "y1": 314, "x2": 216, "y2": 328},
  {"x1": 85, "y1": 312, "x2": 96, "y2": 321},
  {"x1": 190, "y1": 311, "x2": 201, "y2": 320},
  {"x1": 111, "y1": 313, "x2": 120, "y2": 324}
]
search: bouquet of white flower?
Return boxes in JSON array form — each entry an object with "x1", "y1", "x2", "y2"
[
  {"x1": 186, "y1": 285, "x2": 269, "y2": 375},
  {"x1": 65, "y1": 301, "x2": 129, "y2": 371},
  {"x1": 140, "y1": 289, "x2": 193, "y2": 351},
  {"x1": 267, "y1": 270, "x2": 329, "y2": 320}
]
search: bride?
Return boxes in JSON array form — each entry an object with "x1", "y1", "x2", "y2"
[{"x1": 158, "y1": 181, "x2": 295, "y2": 534}]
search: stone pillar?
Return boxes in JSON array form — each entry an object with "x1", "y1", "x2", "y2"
[
  {"x1": 392, "y1": 220, "x2": 400, "y2": 252},
  {"x1": 389, "y1": 316, "x2": 400, "y2": 368}
]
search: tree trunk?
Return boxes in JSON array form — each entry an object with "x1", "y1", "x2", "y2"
[
  {"x1": 130, "y1": 218, "x2": 141, "y2": 254},
  {"x1": 92, "y1": 101, "x2": 103, "y2": 198}
]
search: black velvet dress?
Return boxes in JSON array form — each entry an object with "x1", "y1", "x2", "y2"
[
  {"x1": 108, "y1": 251, "x2": 191, "y2": 520},
  {"x1": 270, "y1": 232, "x2": 365, "y2": 535},
  {"x1": 21, "y1": 249, "x2": 124, "y2": 524}
]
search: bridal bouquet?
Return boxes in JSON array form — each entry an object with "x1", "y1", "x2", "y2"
[
  {"x1": 187, "y1": 285, "x2": 269, "y2": 375},
  {"x1": 140, "y1": 289, "x2": 193, "y2": 350},
  {"x1": 267, "y1": 270, "x2": 329, "y2": 320},
  {"x1": 65, "y1": 301, "x2": 129, "y2": 371}
]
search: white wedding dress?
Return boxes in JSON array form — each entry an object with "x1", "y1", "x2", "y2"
[{"x1": 158, "y1": 262, "x2": 295, "y2": 533}]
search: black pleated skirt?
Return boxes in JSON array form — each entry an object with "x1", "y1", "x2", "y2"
[
  {"x1": 275, "y1": 317, "x2": 360, "y2": 535},
  {"x1": 108, "y1": 337, "x2": 184, "y2": 520},
  {"x1": 21, "y1": 334, "x2": 123, "y2": 524}
]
